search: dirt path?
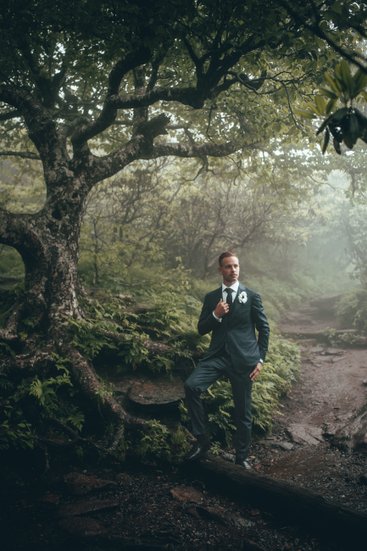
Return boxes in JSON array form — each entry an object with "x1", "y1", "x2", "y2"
[{"x1": 252, "y1": 297, "x2": 367, "y2": 513}]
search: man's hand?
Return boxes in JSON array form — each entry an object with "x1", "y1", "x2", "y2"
[
  {"x1": 214, "y1": 299, "x2": 229, "y2": 318},
  {"x1": 249, "y1": 362, "x2": 263, "y2": 381}
]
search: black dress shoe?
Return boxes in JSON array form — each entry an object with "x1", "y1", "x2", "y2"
[
  {"x1": 235, "y1": 459, "x2": 253, "y2": 470},
  {"x1": 185, "y1": 439, "x2": 210, "y2": 461}
]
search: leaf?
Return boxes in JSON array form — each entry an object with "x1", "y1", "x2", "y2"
[
  {"x1": 355, "y1": 108, "x2": 367, "y2": 130},
  {"x1": 343, "y1": 112, "x2": 360, "y2": 149},
  {"x1": 321, "y1": 128, "x2": 330, "y2": 154},
  {"x1": 333, "y1": 137, "x2": 342, "y2": 154},
  {"x1": 294, "y1": 108, "x2": 316, "y2": 120},
  {"x1": 324, "y1": 72, "x2": 342, "y2": 95},
  {"x1": 335, "y1": 60, "x2": 353, "y2": 98},
  {"x1": 338, "y1": 60, "x2": 352, "y2": 82},
  {"x1": 316, "y1": 114, "x2": 332, "y2": 135},
  {"x1": 325, "y1": 98, "x2": 337, "y2": 115},
  {"x1": 319, "y1": 87, "x2": 338, "y2": 100},
  {"x1": 352, "y1": 68, "x2": 367, "y2": 98},
  {"x1": 330, "y1": 107, "x2": 349, "y2": 123},
  {"x1": 314, "y1": 95, "x2": 327, "y2": 115}
]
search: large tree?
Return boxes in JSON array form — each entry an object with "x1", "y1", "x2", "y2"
[{"x1": 0, "y1": 0, "x2": 363, "y2": 452}]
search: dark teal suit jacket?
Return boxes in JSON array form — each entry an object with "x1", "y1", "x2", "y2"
[{"x1": 198, "y1": 282, "x2": 270, "y2": 368}]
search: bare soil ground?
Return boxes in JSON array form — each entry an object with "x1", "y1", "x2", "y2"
[{"x1": 251, "y1": 297, "x2": 367, "y2": 514}]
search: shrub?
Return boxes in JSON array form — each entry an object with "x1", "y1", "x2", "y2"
[
  {"x1": 336, "y1": 289, "x2": 367, "y2": 332},
  {"x1": 189, "y1": 334, "x2": 300, "y2": 445},
  {"x1": 127, "y1": 421, "x2": 190, "y2": 464}
]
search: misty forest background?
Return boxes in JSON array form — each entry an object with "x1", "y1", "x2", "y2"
[{"x1": 1, "y1": 0, "x2": 367, "y2": 469}]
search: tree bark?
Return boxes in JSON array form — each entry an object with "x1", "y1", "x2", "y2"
[
  {"x1": 0, "y1": 194, "x2": 84, "y2": 335},
  {"x1": 183, "y1": 456, "x2": 367, "y2": 547}
]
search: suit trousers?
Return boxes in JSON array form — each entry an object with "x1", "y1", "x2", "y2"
[{"x1": 184, "y1": 349, "x2": 253, "y2": 461}]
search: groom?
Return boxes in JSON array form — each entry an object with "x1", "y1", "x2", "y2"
[{"x1": 184, "y1": 251, "x2": 270, "y2": 469}]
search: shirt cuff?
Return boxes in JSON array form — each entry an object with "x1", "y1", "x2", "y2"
[{"x1": 212, "y1": 311, "x2": 222, "y2": 322}]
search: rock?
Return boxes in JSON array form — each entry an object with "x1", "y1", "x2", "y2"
[
  {"x1": 358, "y1": 474, "x2": 367, "y2": 486},
  {"x1": 321, "y1": 348, "x2": 344, "y2": 356},
  {"x1": 270, "y1": 440, "x2": 295, "y2": 451},
  {"x1": 37, "y1": 492, "x2": 61, "y2": 511},
  {"x1": 58, "y1": 516, "x2": 107, "y2": 537},
  {"x1": 58, "y1": 497, "x2": 120, "y2": 517},
  {"x1": 170, "y1": 485, "x2": 204, "y2": 504},
  {"x1": 311, "y1": 345, "x2": 327, "y2": 354},
  {"x1": 330, "y1": 408, "x2": 367, "y2": 451},
  {"x1": 242, "y1": 539, "x2": 267, "y2": 551},
  {"x1": 63, "y1": 472, "x2": 116, "y2": 496},
  {"x1": 286, "y1": 423, "x2": 324, "y2": 445},
  {"x1": 194, "y1": 504, "x2": 253, "y2": 529},
  {"x1": 116, "y1": 472, "x2": 133, "y2": 485},
  {"x1": 128, "y1": 376, "x2": 185, "y2": 411}
]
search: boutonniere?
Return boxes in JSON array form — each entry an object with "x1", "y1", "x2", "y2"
[{"x1": 238, "y1": 291, "x2": 248, "y2": 304}]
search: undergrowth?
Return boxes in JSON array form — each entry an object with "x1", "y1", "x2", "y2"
[{"x1": 0, "y1": 272, "x2": 300, "y2": 466}]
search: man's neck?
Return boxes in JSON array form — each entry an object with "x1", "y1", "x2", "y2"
[{"x1": 222, "y1": 280, "x2": 239, "y2": 288}]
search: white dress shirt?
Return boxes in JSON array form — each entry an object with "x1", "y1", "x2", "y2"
[
  {"x1": 212, "y1": 281, "x2": 239, "y2": 322},
  {"x1": 220, "y1": 281, "x2": 239, "y2": 302}
]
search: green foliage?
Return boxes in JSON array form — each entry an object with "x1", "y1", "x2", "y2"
[
  {"x1": 323, "y1": 61, "x2": 367, "y2": 106},
  {"x1": 0, "y1": 354, "x2": 84, "y2": 451},
  {"x1": 252, "y1": 337, "x2": 300, "y2": 431},
  {"x1": 191, "y1": 335, "x2": 300, "y2": 444},
  {"x1": 298, "y1": 61, "x2": 367, "y2": 154},
  {"x1": 70, "y1": 272, "x2": 204, "y2": 375},
  {"x1": 127, "y1": 420, "x2": 190, "y2": 464},
  {"x1": 0, "y1": 362, "x2": 36, "y2": 450},
  {"x1": 322, "y1": 327, "x2": 361, "y2": 347},
  {"x1": 204, "y1": 381, "x2": 237, "y2": 446},
  {"x1": 336, "y1": 289, "x2": 367, "y2": 333},
  {"x1": 340, "y1": 201, "x2": 367, "y2": 285}
]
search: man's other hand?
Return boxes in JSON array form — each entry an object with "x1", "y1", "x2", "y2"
[{"x1": 249, "y1": 362, "x2": 263, "y2": 381}]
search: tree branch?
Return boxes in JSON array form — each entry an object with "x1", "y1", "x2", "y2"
[
  {"x1": 279, "y1": 0, "x2": 367, "y2": 73},
  {"x1": 0, "y1": 150, "x2": 40, "y2": 160},
  {"x1": 110, "y1": 86, "x2": 207, "y2": 110},
  {"x1": 148, "y1": 140, "x2": 248, "y2": 159},
  {"x1": 17, "y1": 37, "x2": 67, "y2": 108},
  {"x1": 86, "y1": 114, "x2": 171, "y2": 184},
  {"x1": 71, "y1": 47, "x2": 151, "y2": 148},
  {"x1": 0, "y1": 85, "x2": 67, "y2": 161}
]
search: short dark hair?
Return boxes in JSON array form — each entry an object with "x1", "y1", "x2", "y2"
[{"x1": 218, "y1": 251, "x2": 237, "y2": 266}]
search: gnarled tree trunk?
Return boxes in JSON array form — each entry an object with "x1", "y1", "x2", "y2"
[{"x1": 0, "y1": 170, "x2": 145, "y2": 455}]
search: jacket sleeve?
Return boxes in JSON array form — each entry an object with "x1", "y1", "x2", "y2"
[
  {"x1": 197, "y1": 294, "x2": 221, "y2": 336},
  {"x1": 251, "y1": 293, "x2": 270, "y2": 361}
]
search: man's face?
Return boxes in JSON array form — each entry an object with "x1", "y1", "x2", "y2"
[{"x1": 219, "y1": 256, "x2": 240, "y2": 284}]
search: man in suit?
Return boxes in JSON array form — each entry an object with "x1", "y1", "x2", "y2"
[{"x1": 184, "y1": 251, "x2": 270, "y2": 469}]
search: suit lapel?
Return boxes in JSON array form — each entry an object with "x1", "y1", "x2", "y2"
[
  {"x1": 231, "y1": 283, "x2": 245, "y2": 314},
  {"x1": 213, "y1": 286, "x2": 222, "y2": 307}
]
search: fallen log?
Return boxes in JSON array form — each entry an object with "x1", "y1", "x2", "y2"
[{"x1": 182, "y1": 455, "x2": 367, "y2": 547}]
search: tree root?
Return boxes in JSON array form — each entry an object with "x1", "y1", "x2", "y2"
[
  {"x1": 4, "y1": 336, "x2": 149, "y2": 460},
  {"x1": 64, "y1": 347, "x2": 148, "y2": 454}
]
